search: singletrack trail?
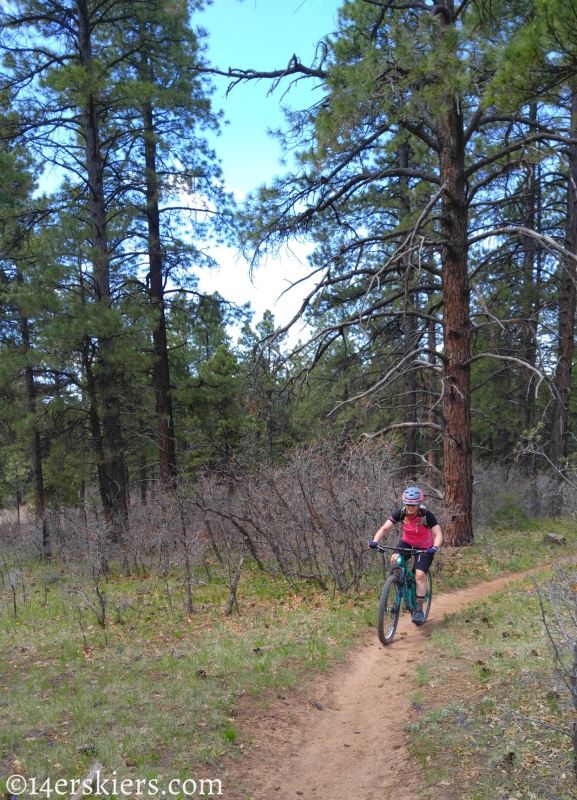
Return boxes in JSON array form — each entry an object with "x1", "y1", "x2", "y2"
[{"x1": 227, "y1": 572, "x2": 531, "y2": 800}]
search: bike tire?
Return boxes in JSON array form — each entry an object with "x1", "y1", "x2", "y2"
[
  {"x1": 378, "y1": 575, "x2": 401, "y2": 645},
  {"x1": 419, "y1": 572, "x2": 433, "y2": 625}
]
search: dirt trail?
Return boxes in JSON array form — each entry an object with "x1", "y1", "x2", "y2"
[{"x1": 228, "y1": 571, "x2": 532, "y2": 800}]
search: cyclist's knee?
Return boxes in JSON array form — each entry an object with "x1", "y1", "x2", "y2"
[{"x1": 415, "y1": 569, "x2": 426, "y2": 580}]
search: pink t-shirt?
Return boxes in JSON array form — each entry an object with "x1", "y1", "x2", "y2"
[
  {"x1": 401, "y1": 514, "x2": 434, "y2": 547},
  {"x1": 388, "y1": 508, "x2": 437, "y2": 548}
]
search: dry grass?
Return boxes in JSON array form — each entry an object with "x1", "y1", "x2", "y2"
[
  {"x1": 0, "y1": 564, "x2": 368, "y2": 789},
  {"x1": 1, "y1": 514, "x2": 576, "y2": 796},
  {"x1": 405, "y1": 569, "x2": 577, "y2": 799}
]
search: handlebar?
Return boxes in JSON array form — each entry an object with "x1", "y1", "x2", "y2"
[{"x1": 374, "y1": 544, "x2": 429, "y2": 555}]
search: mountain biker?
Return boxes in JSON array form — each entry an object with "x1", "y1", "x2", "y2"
[{"x1": 368, "y1": 487, "x2": 443, "y2": 625}]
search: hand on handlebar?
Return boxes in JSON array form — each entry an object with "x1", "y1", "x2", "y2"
[
  {"x1": 426, "y1": 545, "x2": 438, "y2": 555},
  {"x1": 367, "y1": 541, "x2": 379, "y2": 549}
]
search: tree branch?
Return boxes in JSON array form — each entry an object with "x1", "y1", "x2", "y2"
[
  {"x1": 197, "y1": 54, "x2": 328, "y2": 97},
  {"x1": 465, "y1": 353, "x2": 548, "y2": 397},
  {"x1": 362, "y1": 421, "x2": 443, "y2": 439}
]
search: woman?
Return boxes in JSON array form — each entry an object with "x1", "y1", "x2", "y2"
[{"x1": 368, "y1": 487, "x2": 443, "y2": 624}]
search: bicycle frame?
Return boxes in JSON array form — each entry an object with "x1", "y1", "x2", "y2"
[
  {"x1": 378, "y1": 545, "x2": 427, "y2": 612},
  {"x1": 388, "y1": 552, "x2": 417, "y2": 612}
]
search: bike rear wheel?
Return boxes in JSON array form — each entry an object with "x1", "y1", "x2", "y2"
[{"x1": 378, "y1": 575, "x2": 401, "y2": 645}]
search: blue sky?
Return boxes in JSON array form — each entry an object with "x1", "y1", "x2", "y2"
[
  {"x1": 196, "y1": 0, "x2": 342, "y2": 331},
  {"x1": 200, "y1": 0, "x2": 340, "y2": 192}
]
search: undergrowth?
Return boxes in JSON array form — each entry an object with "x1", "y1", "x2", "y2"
[
  {"x1": 431, "y1": 519, "x2": 576, "y2": 591},
  {"x1": 0, "y1": 519, "x2": 575, "y2": 795},
  {"x1": 0, "y1": 566, "x2": 367, "y2": 788},
  {"x1": 406, "y1": 565, "x2": 577, "y2": 799}
]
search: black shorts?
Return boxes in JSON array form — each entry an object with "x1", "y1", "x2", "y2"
[{"x1": 393, "y1": 540, "x2": 434, "y2": 575}]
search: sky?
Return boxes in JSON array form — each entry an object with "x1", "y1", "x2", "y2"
[{"x1": 196, "y1": 0, "x2": 341, "y2": 333}]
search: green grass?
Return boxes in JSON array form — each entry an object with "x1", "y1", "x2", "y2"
[
  {"x1": 428, "y1": 628, "x2": 464, "y2": 658},
  {"x1": 405, "y1": 568, "x2": 577, "y2": 799},
  {"x1": 0, "y1": 560, "x2": 371, "y2": 788},
  {"x1": 1, "y1": 518, "x2": 576, "y2": 795},
  {"x1": 414, "y1": 664, "x2": 432, "y2": 686}
]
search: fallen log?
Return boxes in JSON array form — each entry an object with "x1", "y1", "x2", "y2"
[{"x1": 543, "y1": 533, "x2": 566, "y2": 545}]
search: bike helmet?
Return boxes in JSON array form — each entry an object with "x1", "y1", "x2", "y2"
[{"x1": 402, "y1": 486, "x2": 424, "y2": 505}]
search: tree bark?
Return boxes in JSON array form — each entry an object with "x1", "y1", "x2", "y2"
[
  {"x1": 81, "y1": 334, "x2": 111, "y2": 518},
  {"x1": 143, "y1": 99, "x2": 177, "y2": 485},
  {"x1": 399, "y1": 142, "x2": 418, "y2": 478},
  {"x1": 521, "y1": 104, "x2": 539, "y2": 436},
  {"x1": 138, "y1": 419, "x2": 148, "y2": 506},
  {"x1": 19, "y1": 307, "x2": 50, "y2": 558},
  {"x1": 77, "y1": 0, "x2": 128, "y2": 531},
  {"x1": 517, "y1": 104, "x2": 542, "y2": 513},
  {"x1": 517, "y1": 104, "x2": 540, "y2": 488},
  {"x1": 427, "y1": 317, "x2": 439, "y2": 487},
  {"x1": 78, "y1": 263, "x2": 112, "y2": 523},
  {"x1": 139, "y1": 455, "x2": 147, "y2": 505},
  {"x1": 550, "y1": 89, "x2": 577, "y2": 515},
  {"x1": 436, "y1": 1, "x2": 473, "y2": 545}
]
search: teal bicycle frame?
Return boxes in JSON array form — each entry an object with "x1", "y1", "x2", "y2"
[
  {"x1": 374, "y1": 544, "x2": 433, "y2": 645},
  {"x1": 389, "y1": 551, "x2": 418, "y2": 613}
]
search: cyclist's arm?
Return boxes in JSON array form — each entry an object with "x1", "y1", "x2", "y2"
[
  {"x1": 372, "y1": 518, "x2": 395, "y2": 544},
  {"x1": 430, "y1": 524, "x2": 443, "y2": 549}
]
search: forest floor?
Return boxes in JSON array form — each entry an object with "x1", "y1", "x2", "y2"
[
  {"x1": 1, "y1": 523, "x2": 577, "y2": 800},
  {"x1": 226, "y1": 569, "x2": 577, "y2": 800},
  {"x1": 227, "y1": 574, "x2": 522, "y2": 799}
]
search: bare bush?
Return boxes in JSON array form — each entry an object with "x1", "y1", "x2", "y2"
[
  {"x1": 473, "y1": 464, "x2": 562, "y2": 531},
  {"x1": 195, "y1": 439, "x2": 433, "y2": 593},
  {"x1": 532, "y1": 566, "x2": 577, "y2": 781},
  {"x1": 0, "y1": 442, "x2": 573, "y2": 609}
]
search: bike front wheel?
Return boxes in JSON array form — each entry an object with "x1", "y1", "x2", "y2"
[{"x1": 378, "y1": 575, "x2": 401, "y2": 645}]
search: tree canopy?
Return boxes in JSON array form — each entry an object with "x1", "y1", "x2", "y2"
[{"x1": 0, "y1": 0, "x2": 576, "y2": 547}]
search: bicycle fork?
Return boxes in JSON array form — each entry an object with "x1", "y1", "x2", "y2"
[{"x1": 393, "y1": 568, "x2": 406, "y2": 612}]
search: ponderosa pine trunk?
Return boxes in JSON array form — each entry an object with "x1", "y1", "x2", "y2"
[
  {"x1": 81, "y1": 333, "x2": 111, "y2": 510},
  {"x1": 143, "y1": 100, "x2": 177, "y2": 485},
  {"x1": 427, "y1": 317, "x2": 439, "y2": 488},
  {"x1": 518, "y1": 105, "x2": 542, "y2": 511},
  {"x1": 77, "y1": 0, "x2": 127, "y2": 531},
  {"x1": 521, "y1": 104, "x2": 539, "y2": 443},
  {"x1": 79, "y1": 265, "x2": 111, "y2": 522},
  {"x1": 19, "y1": 306, "x2": 49, "y2": 558},
  {"x1": 399, "y1": 141, "x2": 418, "y2": 478},
  {"x1": 139, "y1": 453, "x2": 148, "y2": 505},
  {"x1": 138, "y1": 419, "x2": 148, "y2": 505},
  {"x1": 436, "y1": 1, "x2": 473, "y2": 545},
  {"x1": 550, "y1": 89, "x2": 577, "y2": 515}
]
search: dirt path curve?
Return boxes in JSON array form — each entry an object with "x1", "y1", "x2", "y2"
[{"x1": 229, "y1": 571, "x2": 532, "y2": 800}]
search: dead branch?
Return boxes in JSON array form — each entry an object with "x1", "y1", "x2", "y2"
[
  {"x1": 225, "y1": 549, "x2": 246, "y2": 616},
  {"x1": 362, "y1": 421, "x2": 443, "y2": 439}
]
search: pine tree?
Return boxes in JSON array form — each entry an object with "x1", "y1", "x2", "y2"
[
  {"x1": 492, "y1": 0, "x2": 577, "y2": 508},
  {"x1": 106, "y1": 0, "x2": 227, "y2": 485},
  {"x1": 231, "y1": 0, "x2": 553, "y2": 544},
  {"x1": 0, "y1": 0, "x2": 143, "y2": 528},
  {"x1": 0, "y1": 0, "x2": 228, "y2": 517},
  {"x1": 0, "y1": 107, "x2": 53, "y2": 550}
]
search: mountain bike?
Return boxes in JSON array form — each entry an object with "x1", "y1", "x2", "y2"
[{"x1": 374, "y1": 545, "x2": 433, "y2": 645}]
